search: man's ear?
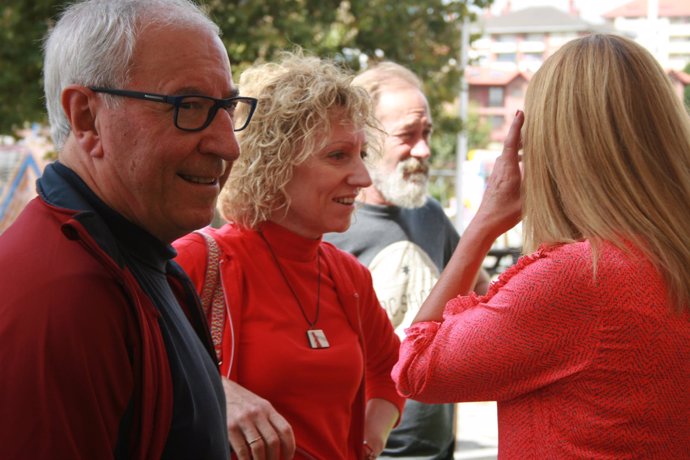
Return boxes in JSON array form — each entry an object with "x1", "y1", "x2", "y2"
[{"x1": 61, "y1": 85, "x2": 103, "y2": 157}]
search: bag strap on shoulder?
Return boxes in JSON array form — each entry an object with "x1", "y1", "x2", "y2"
[{"x1": 196, "y1": 230, "x2": 226, "y2": 365}]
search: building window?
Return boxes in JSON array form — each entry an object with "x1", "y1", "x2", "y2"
[
  {"x1": 550, "y1": 32, "x2": 577, "y2": 45},
  {"x1": 525, "y1": 33, "x2": 544, "y2": 42},
  {"x1": 496, "y1": 52, "x2": 516, "y2": 63},
  {"x1": 523, "y1": 52, "x2": 543, "y2": 62},
  {"x1": 488, "y1": 87, "x2": 504, "y2": 107},
  {"x1": 490, "y1": 115, "x2": 505, "y2": 130},
  {"x1": 496, "y1": 34, "x2": 517, "y2": 42}
]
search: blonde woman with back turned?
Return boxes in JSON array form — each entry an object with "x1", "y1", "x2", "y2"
[{"x1": 393, "y1": 34, "x2": 690, "y2": 458}]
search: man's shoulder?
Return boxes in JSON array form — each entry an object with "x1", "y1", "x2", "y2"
[
  {"x1": 325, "y1": 205, "x2": 406, "y2": 258},
  {"x1": 397, "y1": 197, "x2": 456, "y2": 233},
  {"x1": 0, "y1": 197, "x2": 69, "y2": 257},
  {"x1": 422, "y1": 196, "x2": 447, "y2": 214},
  {"x1": 1, "y1": 197, "x2": 125, "y2": 300},
  {"x1": 406, "y1": 196, "x2": 450, "y2": 219}
]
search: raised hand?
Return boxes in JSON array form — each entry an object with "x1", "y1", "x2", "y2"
[{"x1": 474, "y1": 110, "x2": 524, "y2": 240}]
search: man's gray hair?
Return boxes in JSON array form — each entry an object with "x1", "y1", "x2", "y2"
[
  {"x1": 352, "y1": 61, "x2": 423, "y2": 109},
  {"x1": 43, "y1": 0, "x2": 220, "y2": 150}
]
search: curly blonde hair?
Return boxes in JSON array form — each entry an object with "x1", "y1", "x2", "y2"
[
  {"x1": 523, "y1": 34, "x2": 690, "y2": 310},
  {"x1": 218, "y1": 51, "x2": 380, "y2": 228}
]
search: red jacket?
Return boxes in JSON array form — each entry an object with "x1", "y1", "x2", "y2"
[{"x1": 0, "y1": 167, "x2": 215, "y2": 459}]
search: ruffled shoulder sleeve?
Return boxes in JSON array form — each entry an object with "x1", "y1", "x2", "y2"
[{"x1": 443, "y1": 246, "x2": 552, "y2": 317}]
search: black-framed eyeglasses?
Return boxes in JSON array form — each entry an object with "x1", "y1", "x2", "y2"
[{"x1": 90, "y1": 87, "x2": 258, "y2": 132}]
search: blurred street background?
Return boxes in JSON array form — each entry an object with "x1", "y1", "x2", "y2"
[{"x1": 455, "y1": 402, "x2": 498, "y2": 460}]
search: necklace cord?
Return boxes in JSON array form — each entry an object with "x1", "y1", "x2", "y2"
[{"x1": 259, "y1": 231, "x2": 321, "y2": 328}]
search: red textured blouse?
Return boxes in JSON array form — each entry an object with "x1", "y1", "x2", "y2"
[{"x1": 394, "y1": 240, "x2": 690, "y2": 459}]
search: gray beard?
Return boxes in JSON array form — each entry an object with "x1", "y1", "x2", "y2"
[{"x1": 371, "y1": 158, "x2": 429, "y2": 209}]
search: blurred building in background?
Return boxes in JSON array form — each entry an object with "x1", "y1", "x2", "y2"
[
  {"x1": 468, "y1": 4, "x2": 610, "y2": 143},
  {"x1": 0, "y1": 146, "x2": 42, "y2": 234},
  {"x1": 450, "y1": 0, "x2": 690, "y2": 275},
  {"x1": 603, "y1": 0, "x2": 690, "y2": 70},
  {"x1": 0, "y1": 127, "x2": 52, "y2": 235},
  {"x1": 467, "y1": 0, "x2": 690, "y2": 144}
]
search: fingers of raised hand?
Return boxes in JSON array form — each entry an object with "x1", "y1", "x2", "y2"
[
  {"x1": 502, "y1": 110, "x2": 524, "y2": 158},
  {"x1": 493, "y1": 110, "x2": 524, "y2": 187},
  {"x1": 474, "y1": 111, "x2": 524, "y2": 234}
]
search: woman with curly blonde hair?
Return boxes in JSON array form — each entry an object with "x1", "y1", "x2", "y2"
[
  {"x1": 174, "y1": 52, "x2": 403, "y2": 459},
  {"x1": 393, "y1": 34, "x2": 690, "y2": 458}
]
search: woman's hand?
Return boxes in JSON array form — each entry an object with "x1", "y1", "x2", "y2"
[
  {"x1": 362, "y1": 398, "x2": 399, "y2": 459},
  {"x1": 222, "y1": 377, "x2": 295, "y2": 460},
  {"x1": 410, "y1": 111, "x2": 525, "y2": 324},
  {"x1": 473, "y1": 110, "x2": 524, "y2": 240}
]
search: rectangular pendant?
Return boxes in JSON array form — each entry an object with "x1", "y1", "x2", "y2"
[{"x1": 306, "y1": 329, "x2": 330, "y2": 349}]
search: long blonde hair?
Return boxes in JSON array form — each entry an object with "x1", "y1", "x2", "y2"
[
  {"x1": 218, "y1": 51, "x2": 379, "y2": 228},
  {"x1": 523, "y1": 34, "x2": 690, "y2": 310}
]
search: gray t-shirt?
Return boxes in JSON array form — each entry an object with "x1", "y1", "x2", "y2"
[{"x1": 324, "y1": 197, "x2": 458, "y2": 460}]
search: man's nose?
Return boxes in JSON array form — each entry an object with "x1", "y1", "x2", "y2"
[
  {"x1": 410, "y1": 138, "x2": 431, "y2": 159},
  {"x1": 201, "y1": 109, "x2": 240, "y2": 162}
]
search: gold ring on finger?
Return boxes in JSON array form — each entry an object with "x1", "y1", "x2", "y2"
[{"x1": 247, "y1": 436, "x2": 262, "y2": 445}]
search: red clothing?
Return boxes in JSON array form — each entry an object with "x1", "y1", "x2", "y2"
[
  {"x1": 174, "y1": 222, "x2": 404, "y2": 459},
  {"x1": 0, "y1": 198, "x2": 175, "y2": 459},
  {"x1": 394, "y1": 241, "x2": 690, "y2": 459},
  {"x1": 0, "y1": 163, "x2": 219, "y2": 459}
]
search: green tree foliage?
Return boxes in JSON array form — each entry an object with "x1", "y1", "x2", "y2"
[
  {"x1": 0, "y1": 0, "x2": 491, "y2": 146},
  {"x1": 0, "y1": 1, "x2": 63, "y2": 136},
  {"x1": 430, "y1": 102, "x2": 491, "y2": 169},
  {"x1": 208, "y1": 0, "x2": 491, "y2": 166}
]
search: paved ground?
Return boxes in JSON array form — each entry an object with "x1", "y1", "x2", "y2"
[{"x1": 454, "y1": 402, "x2": 498, "y2": 460}]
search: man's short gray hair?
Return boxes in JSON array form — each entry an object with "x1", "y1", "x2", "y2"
[
  {"x1": 352, "y1": 61, "x2": 423, "y2": 109},
  {"x1": 43, "y1": 0, "x2": 220, "y2": 150}
]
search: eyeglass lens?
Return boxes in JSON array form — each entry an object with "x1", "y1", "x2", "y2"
[{"x1": 176, "y1": 96, "x2": 253, "y2": 131}]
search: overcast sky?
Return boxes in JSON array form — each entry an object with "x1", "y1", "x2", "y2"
[{"x1": 487, "y1": 0, "x2": 633, "y2": 23}]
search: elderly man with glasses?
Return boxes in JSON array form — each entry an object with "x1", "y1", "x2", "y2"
[{"x1": 0, "y1": 0, "x2": 255, "y2": 458}]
